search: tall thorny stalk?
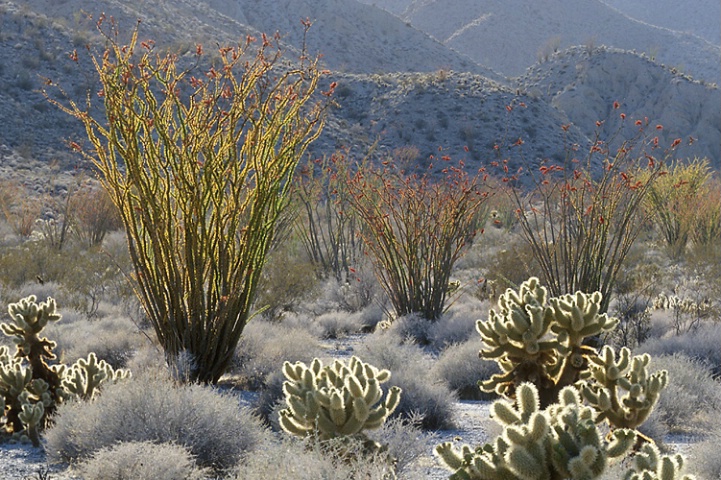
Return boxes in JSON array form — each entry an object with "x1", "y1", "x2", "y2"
[
  {"x1": 347, "y1": 159, "x2": 489, "y2": 321},
  {"x1": 46, "y1": 18, "x2": 330, "y2": 383},
  {"x1": 293, "y1": 151, "x2": 363, "y2": 282},
  {"x1": 505, "y1": 114, "x2": 683, "y2": 313}
]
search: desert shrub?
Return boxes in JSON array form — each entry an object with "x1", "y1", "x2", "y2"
[
  {"x1": 234, "y1": 434, "x2": 397, "y2": 480},
  {"x1": 641, "y1": 157, "x2": 711, "y2": 259},
  {"x1": 431, "y1": 339, "x2": 500, "y2": 400},
  {"x1": 641, "y1": 354, "x2": 721, "y2": 435},
  {"x1": 76, "y1": 441, "x2": 210, "y2": 480},
  {"x1": 237, "y1": 415, "x2": 427, "y2": 479},
  {"x1": 346, "y1": 157, "x2": 489, "y2": 321},
  {"x1": 638, "y1": 322, "x2": 721, "y2": 376},
  {"x1": 380, "y1": 302, "x2": 481, "y2": 350},
  {"x1": 49, "y1": 23, "x2": 328, "y2": 383},
  {"x1": 312, "y1": 310, "x2": 376, "y2": 338},
  {"x1": 505, "y1": 115, "x2": 679, "y2": 313},
  {"x1": 69, "y1": 185, "x2": 122, "y2": 248},
  {"x1": 690, "y1": 434, "x2": 721, "y2": 480},
  {"x1": 231, "y1": 318, "x2": 322, "y2": 391},
  {"x1": 45, "y1": 372, "x2": 266, "y2": 472},
  {"x1": 358, "y1": 334, "x2": 456, "y2": 430},
  {"x1": 45, "y1": 311, "x2": 141, "y2": 368},
  {"x1": 255, "y1": 230, "x2": 321, "y2": 320}
]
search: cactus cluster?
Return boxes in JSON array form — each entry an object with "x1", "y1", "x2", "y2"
[
  {"x1": 580, "y1": 346, "x2": 668, "y2": 430},
  {"x1": 444, "y1": 278, "x2": 695, "y2": 480},
  {"x1": 477, "y1": 278, "x2": 618, "y2": 407},
  {"x1": 279, "y1": 356, "x2": 401, "y2": 441},
  {"x1": 435, "y1": 383, "x2": 636, "y2": 480},
  {"x1": 0, "y1": 295, "x2": 130, "y2": 446},
  {"x1": 624, "y1": 443, "x2": 696, "y2": 480}
]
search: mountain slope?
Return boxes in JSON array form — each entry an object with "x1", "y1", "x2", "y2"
[
  {"x1": 205, "y1": 0, "x2": 488, "y2": 75},
  {"x1": 518, "y1": 47, "x2": 721, "y2": 164},
  {"x1": 360, "y1": 0, "x2": 721, "y2": 83}
]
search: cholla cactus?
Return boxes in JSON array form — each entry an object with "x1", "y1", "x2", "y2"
[
  {"x1": 477, "y1": 278, "x2": 618, "y2": 407},
  {"x1": 1, "y1": 296, "x2": 130, "y2": 446},
  {"x1": 624, "y1": 443, "x2": 696, "y2": 480},
  {"x1": 435, "y1": 383, "x2": 636, "y2": 480},
  {"x1": 580, "y1": 346, "x2": 667, "y2": 430},
  {"x1": 279, "y1": 356, "x2": 401, "y2": 441},
  {"x1": 62, "y1": 353, "x2": 131, "y2": 401}
]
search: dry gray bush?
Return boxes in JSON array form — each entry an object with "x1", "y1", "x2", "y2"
[
  {"x1": 45, "y1": 372, "x2": 267, "y2": 473},
  {"x1": 431, "y1": 339, "x2": 500, "y2": 400},
  {"x1": 643, "y1": 354, "x2": 721, "y2": 436},
  {"x1": 358, "y1": 334, "x2": 456, "y2": 430},
  {"x1": 76, "y1": 441, "x2": 210, "y2": 480},
  {"x1": 231, "y1": 318, "x2": 323, "y2": 390}
]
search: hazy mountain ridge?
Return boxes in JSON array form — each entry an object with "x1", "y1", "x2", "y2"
[
  {"x1": 519, "y1": 46, "x2": 721, "y2": 163},
  {"x1": 361, "y1": 0, "x2": 721, "y2": 83},
  {"x1": 204, "y1": 0, "x2": 493, "y2": 76},
  {"x1": 0, "y1": 0, "x2": 718, "y2": 172}
]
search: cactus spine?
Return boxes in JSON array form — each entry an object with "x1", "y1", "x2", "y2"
[{"x1": 279, "y1": 356, "x2": 401, "y2": 441}]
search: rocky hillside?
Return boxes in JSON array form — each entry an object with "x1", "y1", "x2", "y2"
[
  {"x1": 0, "y1": 0, "x2": 718, "y2": 173},
  {"x1": 360, "y1": 0, "x2": 721, "y2": 83},
  {"x1": 601, "y1": 0, "x2": 721, "y2": 45},
  {"x1": 518, "y1": 46, "x2": 721, "y2": 163}
]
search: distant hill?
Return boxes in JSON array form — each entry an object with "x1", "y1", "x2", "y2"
[
  {"x1": 601, "y1": 0, "x2": 721, "y2": 46},
  {"x1": 518, "y1": 46, "x2": 721, "y2": 164},
  {"x1": 205, "y1": 0, "x2": 490, "y2": 75},
  {"x1": 360, "y1": 0, "x2": 721, "y2": 83},
  {"x1": 0, "y1": 0, "x2": 718, "y2": 173}
]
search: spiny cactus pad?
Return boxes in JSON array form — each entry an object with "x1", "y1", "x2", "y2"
[
  {"x1": 623, "y1": 443, "x2": 697, "y2": 480},
  {"x1": 435, "y1": 383, "x2": 636, "y2": 480},
  {"x1": 279, "y1": 356, "x2": 401, "y2": 441},
  {"x1": 580, "y1": 346, "x2": 668, "y2": 430}
]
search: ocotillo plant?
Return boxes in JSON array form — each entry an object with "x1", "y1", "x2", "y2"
[
  {"x1": 502, "y1": 111, "x2": 682, "y2": 313},
  {"x1": 347, "y1": 158, "x2": 489, "y2": 321},
  {"x1": 292, "y1": 151, "x2": 364, "y2": 283},
  {"x1": 640, "y1": 157, "x2": 712, "y2": 259},
  {"x1": 47, "y1": 19, "x2": 330, "y2": 383}
]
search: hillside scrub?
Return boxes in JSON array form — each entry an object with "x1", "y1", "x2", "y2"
[{"x1": 46, "y1": 20, "x2": 330, "y2": 383}]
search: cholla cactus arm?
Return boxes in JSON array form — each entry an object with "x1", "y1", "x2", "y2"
[
  {"x1": 279, "y1": 356, "x2": 401, "y2": 441},
  {"x1": 546, "y1": 291, "x2": 619, "y2": 395},
  {"x1": 1, "y1": 296, "x2": 64, "y2": 416},
  {"x1": 18, "y1": 401, "x2": 44, "y2": 447},
  {"x1": 436, "y1": 383, "x2": 553, "y2": 480},
  {"x1": 61, "y1": 353, "x2": 131, "y2": 401},
  {"x1": 547, "y1": 386, "x2": 635, "y2": 480},
  {"x1": 437, "y1": 384, "x2": 636, "y2": 480},
  {"x1": 0, "y1": 361, "x2": 33, "y2": 433},
  {"x1": 477, "y1": 278, "x2": 562, "y2": 400},
  {"x1": 2, "y1": 296, "x2": 61, "y2": 359},
  {"x1": 580, "y1": 346, "x2": 668, "y2": 430},
  {"x1": 623, "y1": 443, "x2": 696, "y2": 480}
]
